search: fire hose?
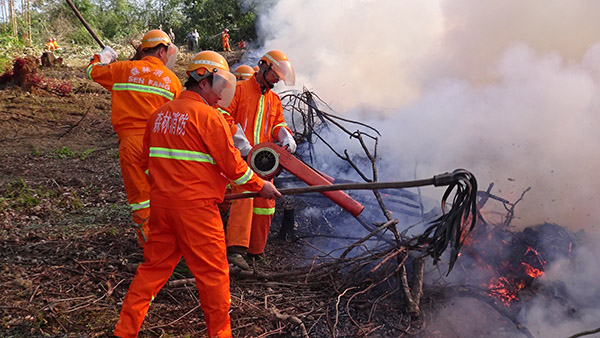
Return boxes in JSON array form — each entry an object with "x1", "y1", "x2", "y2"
[
  {"x1": 224, "y1": 173, "x2": 463, "y2": 200},
  {"x1": 224, "y1": 142, "x2": 478, "y2": 274},
  {"x1": 65, "y1": 0, "x2": 105, "y2": 49}
]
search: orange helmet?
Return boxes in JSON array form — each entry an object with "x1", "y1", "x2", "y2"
[
  {"x1": 224, "y1": 28, "x2": 229, "y2": 32},
  {"x1": 233, "y1": 65, "x2": 254, "y2": 81},
  {"x1": 259, "y1": 50, "x2": 295, "y2": 86},
  {"x1": 141, "y1": 29, "x2": 171, "y2": 50},
  {"x1": 186, "y1": 51, "x2": 236, "y2": 107},
  {"x1": 253, "y1": 66, "x2": 259, "y2": 72}
]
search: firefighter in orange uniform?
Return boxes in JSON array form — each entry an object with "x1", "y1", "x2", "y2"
[
  {"x1": 112, "y1": 51, "x2": 281, "y2": 338},
  {"x1": 233, "y1": 64, "x2": 254, "y2": 81},
  {"x1": 87, "y1": 30, "x2": 182, "y2": 246},
  {"x1": 45, "y1": 38, "x2": 60, "y2": 52},
  {"x1": 221, "y1": 28, "x2": 231, "y2": 52},
  {"x1": 51, "y1": 38, "x2": 60, "y2": 51},
  {"x1": 220, "y1": 50, "x2": 296, "y2": 269}
]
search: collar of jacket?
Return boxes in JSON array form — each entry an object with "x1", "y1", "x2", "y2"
[
  {"x1": 140, "y1": 55, "x2": 164, "y2": 65},
  {"x1": 179, "y1": 90, "x2": 209, "y2": 105}
]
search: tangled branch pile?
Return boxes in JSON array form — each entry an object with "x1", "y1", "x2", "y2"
[{"x1": 0, "y1": 56, "x2": 72, "y2": 96}]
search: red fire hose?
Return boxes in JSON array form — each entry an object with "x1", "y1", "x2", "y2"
[{"x1": 224, "y1": 142, "x2": 478, "y2": 274}]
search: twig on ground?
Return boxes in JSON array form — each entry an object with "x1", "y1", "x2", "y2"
[{"x1": 271, "y1": 306, "x2": 309, "y2": 338}]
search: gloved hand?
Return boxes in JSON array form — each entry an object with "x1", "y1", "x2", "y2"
[
  {"x1": 277, "y1": 127, "x2": 296, "y2": 153},
  {"x1": 258, "y1": 181, "x2": 282, "y2": 200},
  {"x1": 233, "y1": 123, "x2": 253, "y2": 157},
  {"x1": 97, "y1": 46, "x2": 118, "y2": 64}
]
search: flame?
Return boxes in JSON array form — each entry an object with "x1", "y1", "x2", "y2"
[
  {"x1": 521, "y1": 262, "x2": 544, "y2": 278},
  {"x1": 484, "y1": 246, "x2": 545, "y2": 306},
  {"x1": 466, "y1": 223, "x2": 548, "y2": 306},
  {"x1": 487, "y1": 277, "x2": 519, "y2": 306}
]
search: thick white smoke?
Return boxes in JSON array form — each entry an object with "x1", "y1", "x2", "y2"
[
  {"x1": 256, "y1": 0, "x2": 600, "y2": 231},
  {"x1": 253, "y1": 0, "x2": 600, "y2": 336},
  {"x1": 521, "y1": 231, "x2": 600, "y2": 337}
]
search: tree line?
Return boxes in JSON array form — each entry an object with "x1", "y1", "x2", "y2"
[{"x1": 0, "y1": 0, "x2": 268, "y2": 52}]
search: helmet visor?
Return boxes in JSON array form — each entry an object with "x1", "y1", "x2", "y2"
[
  {"x1": 212, "y1": 69, "x2": 236, "y2": 107},
  {"x1": 271, "y1": 59, "x2": 295, "y2": 86},
  {"x1": 165, "y1": 44, "x2": 178, "y2": 69}
]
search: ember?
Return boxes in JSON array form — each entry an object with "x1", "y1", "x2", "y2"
[
  {"x1": 488, "y1": 276, "x2": 520, "y2": 305},
  {"x1": 521, "y1": 262, "x2": 543, "y2": 278},
  {"x1": 456, "y1": 187, "x2": 575, "y2": 310}
]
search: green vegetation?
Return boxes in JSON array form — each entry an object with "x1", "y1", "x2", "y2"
[
  {"x1": 181, "y1": 0, "x2": 258, "y2": 50},
  {"x1": 0, "y1": 33, "x2": 26, "y2": 70},
  {"x1": 0, "y1": 178, "x2": 56, "y2": 210},
  {"x1": 51, "y1": 146, "x2": 77, "y2": 159},
  {"x1": 0, "y1": 0, "x2": 259, "y2": 54},
  {"x1": 50, "y1": 146, "x2": 97, "y2": 159}
]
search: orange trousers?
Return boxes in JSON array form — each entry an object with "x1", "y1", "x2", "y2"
[
  {"x1": 113, "y1": 204, "x2": 232, "y2": 338},
  {"x1": 226, "y1": 184, "x2": 275, "y2": 255},
  {"x1": 223, "y1": 40, "x2": 231, "y2": 52},
  {"x1": 119, "y1": 135, "x2": 151, "y2": 245}
]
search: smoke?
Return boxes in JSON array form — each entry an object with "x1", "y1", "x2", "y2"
[
  {"x1": 255, "y1": 0, "x2": 600, "y2": 231},
  {"x1": 521, "y1": 231, "x2": 600, "y2": 337},
  {"x1": 252, "y1": 0, "x2": 600, "y2": 336}
]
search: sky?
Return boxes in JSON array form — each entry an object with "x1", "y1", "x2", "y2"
[
  {"x1": 251, "y1": 1, "x2": 600, "y2": 336},
  {"x1": 253, "y1": 0, "x2": 600, "y2": 232}
]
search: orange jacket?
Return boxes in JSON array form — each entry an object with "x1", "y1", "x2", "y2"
[
  {"x1": 143, "y1": 90, "x2": 264, "y2": 208},
  {"x1": 221, "y1": 32, "x2": 230, "y2": 44},
  {"x1": 86, "y1": 55, "x2": 182, "y2": 139},
  {"x1": 220, "y1": 76, "x2": 292, "y2": 146}
]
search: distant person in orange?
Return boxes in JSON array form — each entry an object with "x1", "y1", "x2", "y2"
[
  {"x1": 86, "y1": 30, "x2": 182, "y2": 246},
  {"x1": 237, "y1": 39, "x2": 247, "y2": 50},
  {"x1": 221, "y1": 28, "x2": 231, "y2": 52},
  {"x1": 45, "y1": 38, "x2": 60, "y2": 52},
  {"x1": 233, "y1": 64, "x2": 254, "y2": 81},
  {"x1": 112, "y1": 50, "x2": 281, "y2": 338},
  {"x1": 220, "y1": 50, "x2": 296, "y2": 270}
]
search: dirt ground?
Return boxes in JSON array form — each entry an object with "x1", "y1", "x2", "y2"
[{"x1": 0, "y1": 50, "x2": 430, "y2": 338}]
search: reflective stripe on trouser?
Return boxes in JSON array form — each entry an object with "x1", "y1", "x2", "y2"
[
  {"x1": 226, "y1": 184, "x2": 275, "y2": 255},
  {"x1": 113, "y1": 204, "x2": 232, "y2": 338},
  {"x1": 119, "y1": 135, "x2": 151, "y2": 245}
]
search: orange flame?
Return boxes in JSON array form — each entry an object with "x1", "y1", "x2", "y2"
[{"x1": 521, "y1": 262, "x2": 544, "y2": 278}]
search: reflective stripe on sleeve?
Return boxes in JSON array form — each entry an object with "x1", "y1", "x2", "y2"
[
  {"x1": 217, "y1": 108, "x2": 231, "y2": 116},
  {"x1": 233, "y1": 167, "x2": 253, "y2": 185},
  {"x1": 253, "y1": 207, "x2": 275, "y2": 215},
  {"x1": 131, "y1": 199, "x2": 150, "y2": 211},
  {"x1": 86, "y1": 64, "x2": 94, "y2": 80},
  {"x1": 272, "y1": 122, "x2": 288, "y2": 137},
  {"x1": 112, "y1": 83, "x2": 175, "y2": 100},
  {"x1": 149, "y1": 147, "x2": 215, "y2": 163}
]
